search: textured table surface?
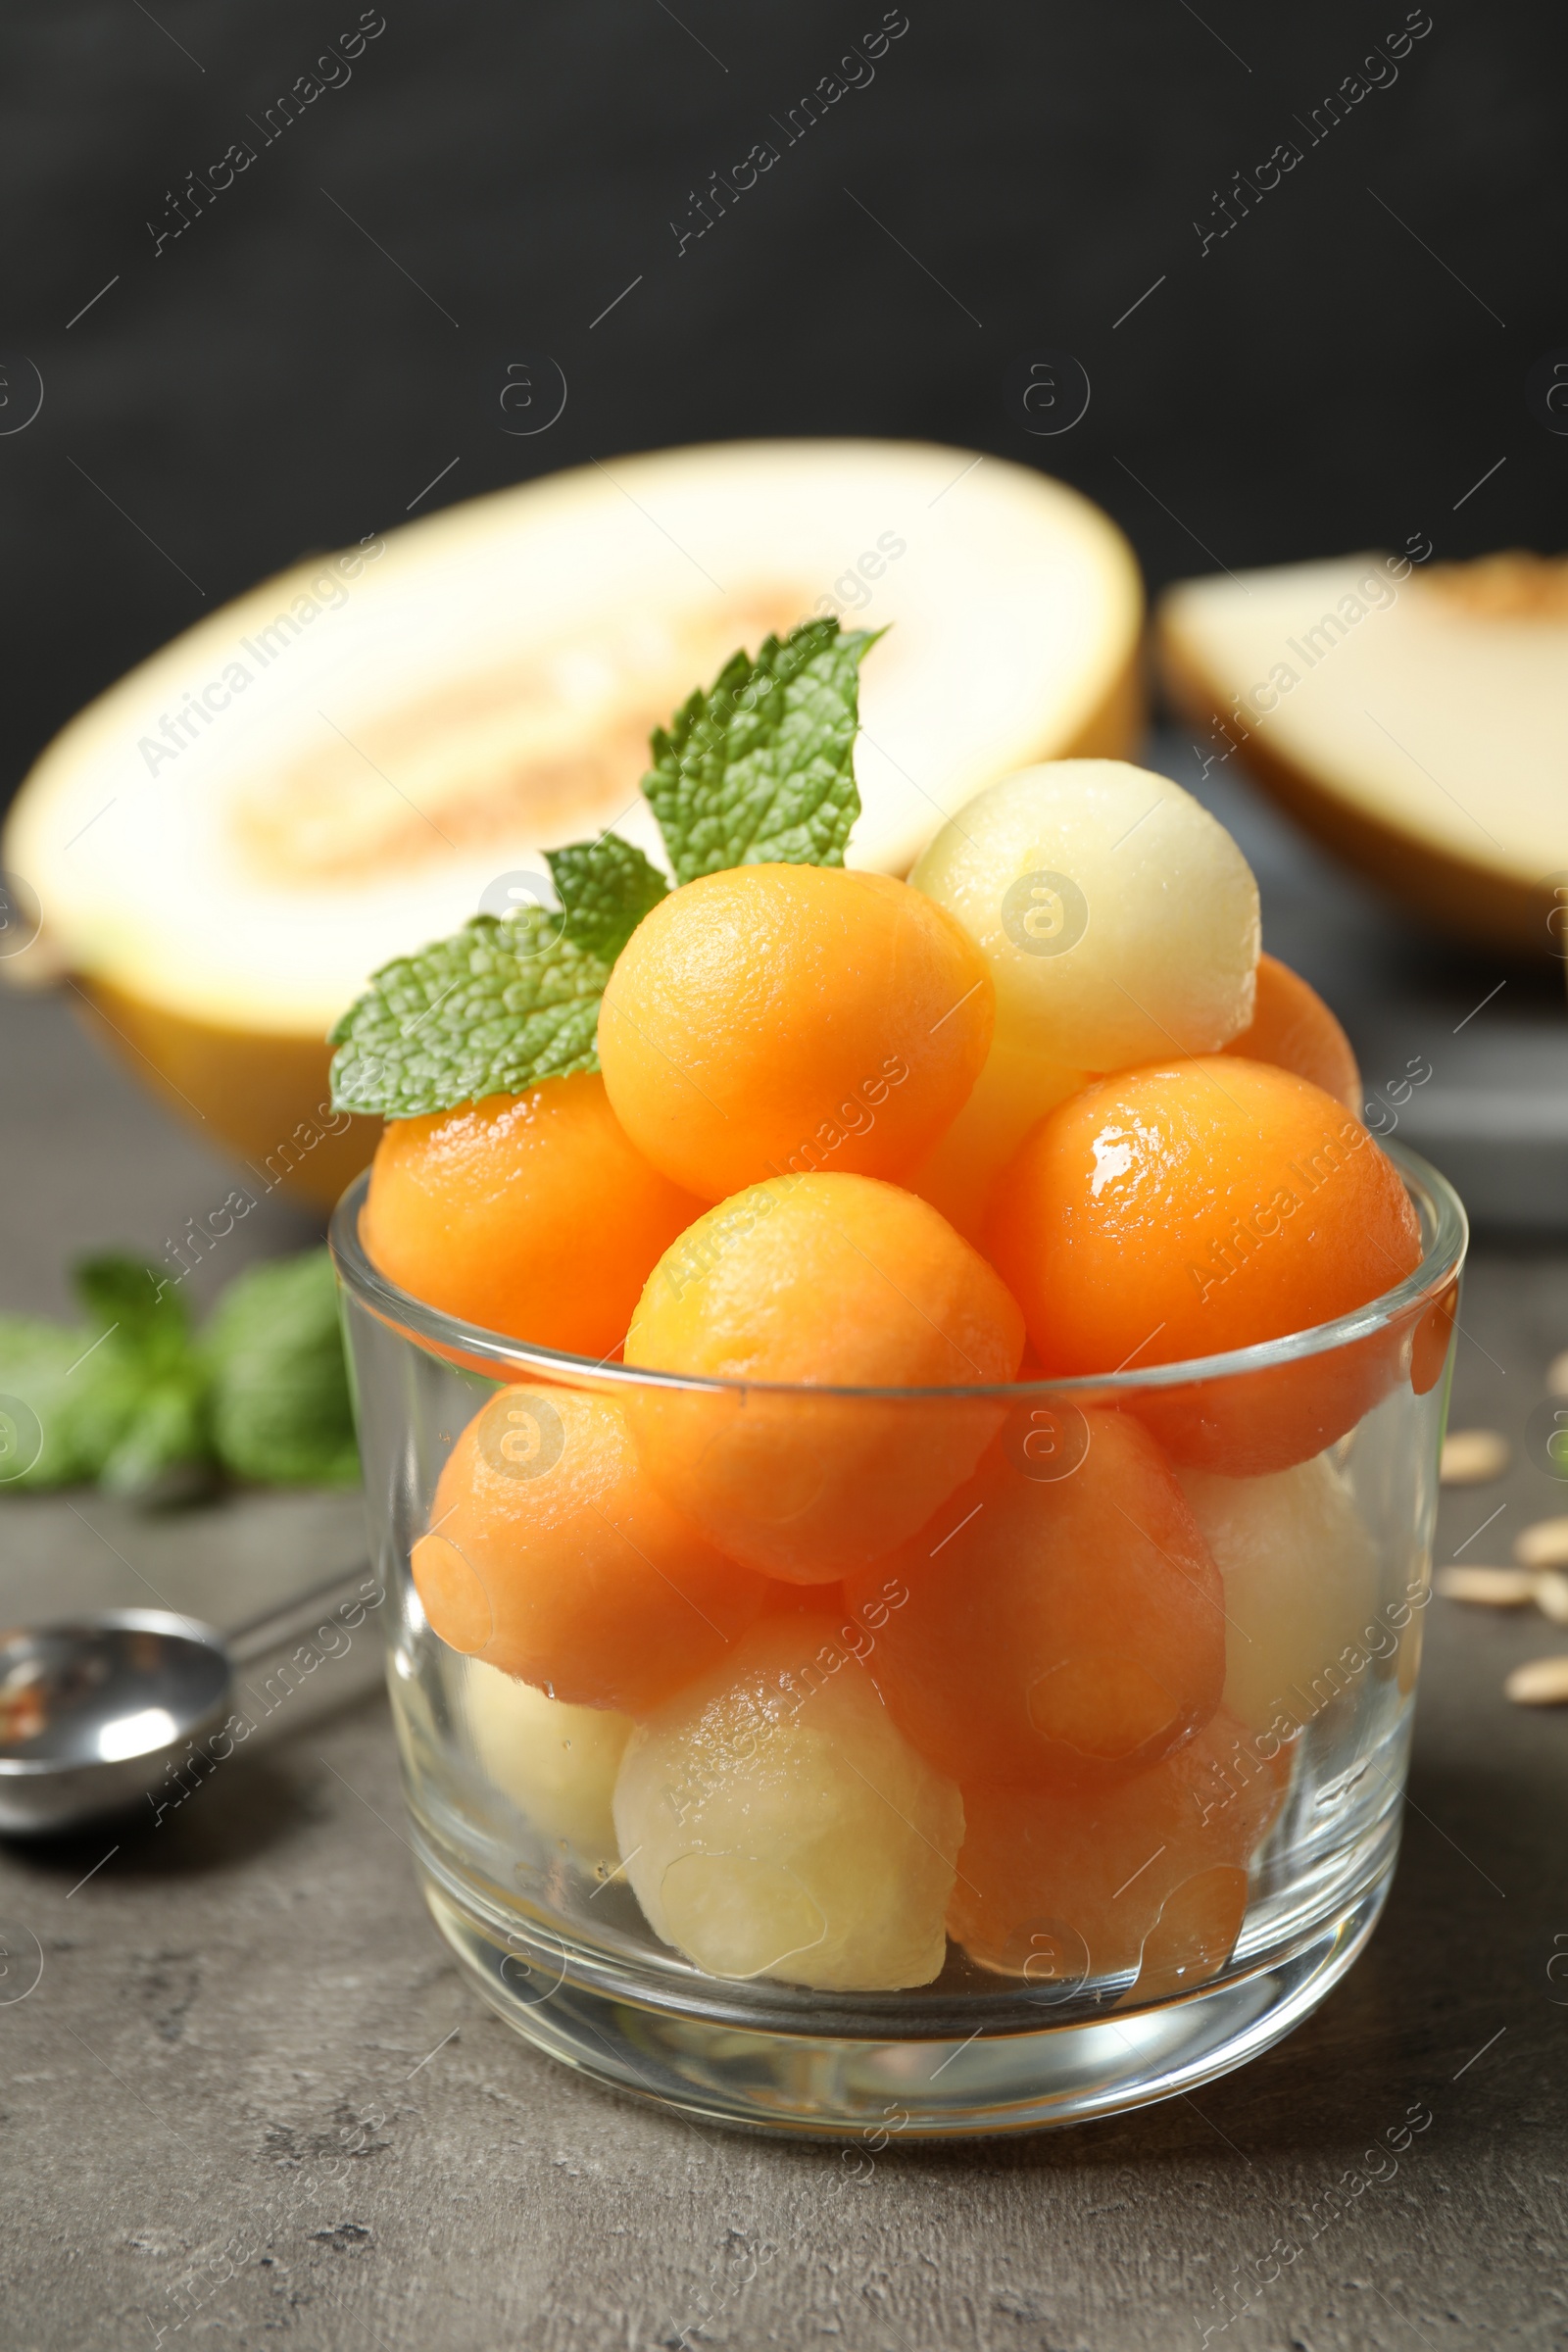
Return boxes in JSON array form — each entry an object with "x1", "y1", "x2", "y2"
[{"x1": 3, "y1": 977, "x2": 1567, "y2": 2352}]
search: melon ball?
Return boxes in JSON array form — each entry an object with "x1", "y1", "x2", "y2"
[
  {"x1": 904, "y1": 1036, "x2": 1089, "y2": 1248},
  {"x1": 463, "y1": 1658, "x2": 631, "y2": 1862},
  {"x1": 612, "y1": 1614, "x2": 963, "y2": 1990},
  {"x1": 910, "y1": 760, "x2": 1259, "y2": 1068},
  {"x1": 362, "y1": 1072, "x2": 703, "y2": 1356},
  {"x1": 989, "y1": 1059, "x2": 1419, "y2": 1374},
  {"x1": 1176, "y1": 1452, "x2": 1380, "y2": 1736},
  {"x1": 949, "y1": 1707, "x2": 1290, "y2": 1999},
  {"x1": 1221, "y1": 953, "x2": 1360, "y2": 1113},
  {"x1": 411, "y1": 1385, "x2": 767, "y2": 1713},
  {"x1": 844, "y1": 1408, "x2": 1225, "y2": 1790},
  {"x1": 598, "y1": 863, "x2": 993, "y2": 1201},
  {"x1": 624, "y1": 1172, "x2": 1023, "y2": 1581},
  {"x1": 988, "y1": 1058, "x2": 1422, "y2": 1475}
]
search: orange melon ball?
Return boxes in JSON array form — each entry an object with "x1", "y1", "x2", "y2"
[
  {"x1": 624, "y1": 1172, "x2": 1024, "y2": 1581},
  {"x1": 598, "y1": 863, "x2": 994, "y2": 1201},
  {"x1": 1410, "y1": 1276, "x2": 1458, "y2": 1396},
  {"x1": 1221, "y1": 953, "x2": 1360, "y2": 1112},
  {"x1": 988, "y1": 1059, "x2": 1421, "y2": 1472},
  {"x1": 361, "y1": 1073, "x2": 703, "y2": 1356},
  {"x1": 905, "y1": 1036, "x2": 1089, "y2": 1248},
  {"x1": 948, "y1": 1708, "x2": 1291, "y2": 1998},
  {"x1": 989, "y1": 1056, "x2": 1420, "y2": 1367},
  {"x1": 411, "y1": 1384, "x2": 766, "y2": 1713},
  {"x1": 844, "y1": 1409, "x2": 1225, "y2": 1788}
]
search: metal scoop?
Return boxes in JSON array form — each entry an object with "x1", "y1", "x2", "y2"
[{"x1": 0, "y1": 1567, "x2": 378, "y2": 1836}]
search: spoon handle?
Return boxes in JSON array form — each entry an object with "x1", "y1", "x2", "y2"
[{"x1": 225, "y1": 1563, "x2": 380, "y2": 1666}]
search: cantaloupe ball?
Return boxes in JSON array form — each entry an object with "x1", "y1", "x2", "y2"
[
  {"x1": 988, "y1": 1057, "x2": 1422, "y2": 1472},
  {"x1": 909, "y1": 760, "x2": 1259, "y2": 1069},
  {"x1": 1177, "y1": 1452, "x2": 1379, "y2": 1736},
  {"x1": 623, "y1": 1172, "x2": 1024, "y2": 1580},
  {"x1": 598, "y1": 863, "x2": 993, "y2": 1201},
  {"x1": 411, "y1": 1384, "x2": 767, "y2": 1713},
  {"x1": 948, "y1": 1707, "x2": 1290, "y2": 1998},
  {"x1": 463, "y1": 1658, "x2": 631, "y2": 1861},
  {"x1": 905, "y1": 1036, "x2": 1089, "y2": 1247},
  {"x1": 844, "y1": 1409, "x2": 1225, "y2": 1788},
  {"x1": 1221, "y1": 952, "x2": 1360, "y2": 1112},
  {"x1": 362, "y1": 1072, "x2": 704, "y2": 1355},
  {"x1": 1411, "y1": 1277, "x2": 1458, "y2": 1396},
  {"x1": 612, "y1": 1614, "x2": 963, "y2": 1989}
]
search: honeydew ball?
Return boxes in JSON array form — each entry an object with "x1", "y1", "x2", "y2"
[
  {"x1": 905, "y1": 1035, "x2": 1088, "y2": 1248},
  {"x1": 463, "y1": 1658, "x2": 631, "y2": 1863},
  {"x1": 909, "y1": 760, "x2": 1260, "y2": 1069},
  {"x1": 612, "y1": 1615, "x2": 963, "y2": 1990},
  {"x1": 1176, "y1": 1452, "x2": 1379, "y2": 1736}
]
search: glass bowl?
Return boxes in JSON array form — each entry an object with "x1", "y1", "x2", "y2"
[{"x1": 329, "y1": 1144, "x2": 1465, "y2": 2137}]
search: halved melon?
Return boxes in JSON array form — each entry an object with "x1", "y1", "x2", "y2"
[
  {"x1": 3, "y1": 440, "x2": 1142, "y2": 1203},
  {"x1": 1157, "y1": 551, "x2": 1568, "y2": 956}
]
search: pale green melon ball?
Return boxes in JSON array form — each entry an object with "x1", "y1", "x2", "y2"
[
  {"x1": 909, "y1": 760, "x2": 1259, "y2": 1070},
  {"x1": 1177, "y1": 1452, "x2": 1380, "y2": 1736},
  {"x1": 612, "y1": 1615, "x2": 963, "y2": 1990},
  {"x1": 464, "y1": 1659, "x2": 631, "y2": 1862}
]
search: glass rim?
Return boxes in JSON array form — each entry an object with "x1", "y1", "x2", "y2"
[{"x1": 328, "y1": 1142, "x2": 1466, "y2": 1403}]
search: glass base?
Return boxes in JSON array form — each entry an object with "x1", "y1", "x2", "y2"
[{"x1": 416, "y1": 1853, "x2": 1392, "y2": 2139}]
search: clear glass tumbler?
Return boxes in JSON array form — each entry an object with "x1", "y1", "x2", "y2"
[{"x1": 330, "y1": 1144, "x2": 1465, "y2": 2136}]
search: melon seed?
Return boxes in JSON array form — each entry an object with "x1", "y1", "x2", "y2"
[
  {"x1": 1534, "y1": 1572, "x2": 1568, "y2": 1626},
  {"x1": 1440, "y1": 1430, "x2": 1510, "y2": 1485},
  {"x1": 1436, "y1": 1566, "x2": 1538, "y2": 1606},
  {"x1": 1503, "y1": 1655, "x2": 1568, "y2": 1706},
  {"x1": 1514, "y1": 1516, "x2": 1568, "y2": 1569}
]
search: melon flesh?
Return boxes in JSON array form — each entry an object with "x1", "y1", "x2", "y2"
[
  {"x1": 1156, "y1": 551, "x2": 1568, "y2": 954},
  {"x1": 3, "y1": 441, "x2": 1142, "y2": 1068}
]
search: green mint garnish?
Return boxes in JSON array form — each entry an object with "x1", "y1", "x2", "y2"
[
  {"x1": 544, "y1": 833, "x2": 669, "y2": 962},
  {"x1": 74, "y1": 1250, "x2": 195, "y2": 1378},
  {"x1": 68, "y1": 1251, "x2": 210, "y2": 1497},
  {"x1": 201, "y1": 1250, "x2": 360, "y2": 1487},
  {"x1": 327, "y1": 619, "x2": 878, "y2": 1120},
  {"x1": 642, "y1": 617, "x2": 877, "y2": 885},
  {"x1": 0, "y1": 1247, "x2": 357, "y2": 1499},
  {"x1": 328, "y1": 836, "x2": 668, "y2": 1119}
]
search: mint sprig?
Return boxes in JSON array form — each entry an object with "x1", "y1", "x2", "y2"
[
  {"x1": 545, "y1": 833, "x2": 669, "y2": 962},
  {"x1": 201, "y1": 1250, "x2": 360, "y2": 1486},
  {"x1": 328, "y1": 619, "x2": 875, "y2": 1120},
  {"x1": 643, "y1": 618, "x2": 876, "y2": 884},
  {"x1": 0, "y1": 1248, "x2": 357, "y2": 1499},
  {"x1": 328, "y1": 837, "x2": 668, "y2": 1119}
]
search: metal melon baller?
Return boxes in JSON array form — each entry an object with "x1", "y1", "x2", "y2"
[{"x1": 0, "y1": 1566, "x2": 382, "y2": 1836}]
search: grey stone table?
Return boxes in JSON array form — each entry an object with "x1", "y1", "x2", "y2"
[{"x1": 3, "y1": 979, "x2": 1568, "y2": 2352}]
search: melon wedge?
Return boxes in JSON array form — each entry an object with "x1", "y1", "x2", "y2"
[
  {"x1": 1156, "y1": 551, "x2": 1568, "y2": 956},
  {"x1": 2, "y1": 440, "x2": 1142, "y2": 1203}
]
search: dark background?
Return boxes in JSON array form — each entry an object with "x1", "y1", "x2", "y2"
[{"x1": 2, "y1": 0, "x2": 1564, "y2": 816}]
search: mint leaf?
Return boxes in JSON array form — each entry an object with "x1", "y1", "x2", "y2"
[
  {"x1": 203, "y1": 1250, "x2": 359, "y2": 1487},
  {"x1": 545, "y1": 835, "x2": 667, "y2": 961},
  {"x1": 0, "y1": 1314, "x2": 122, "y2": 1489},
  {"x1": 74, "y1": 1250, "x2": 193, "y2": 1375},
  {"x1": 0, "y1": 1258, "x2": 214, "y2": 1496},
  {"x1": 71, "y1": 1252, "x2": 213, "y2": 1497},
  {"x1": 0, "y1": 1247, "x2": 362, "y2": 1496},
  {"x1": 98, "y1": 1376, "x2": 211, "y2": 1500},
  {"x1": 330, "y1": 835, "x2": 667, "y2": 1118},
  {"x1": 329, "y1": 914, "x2": 607, "y2": 1117},
  {"x1": 643, "y1": 617, "x2": 877, "y2": 885}
]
